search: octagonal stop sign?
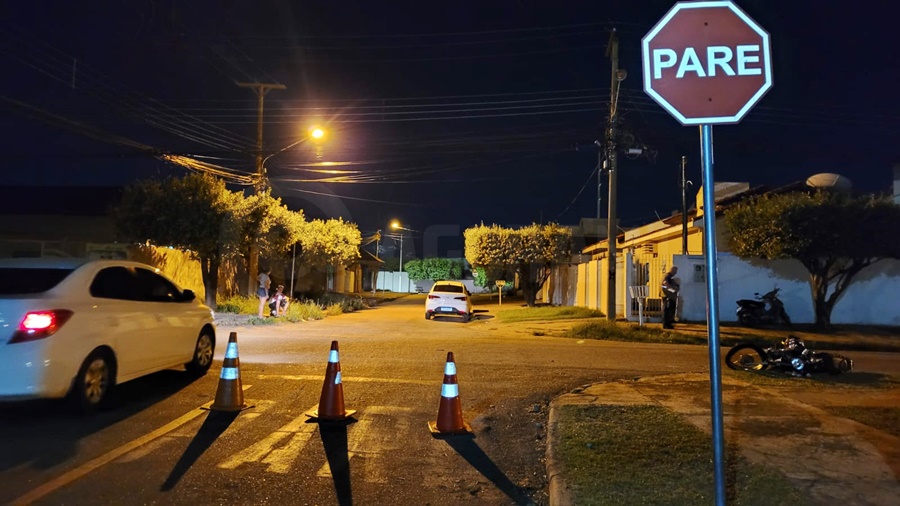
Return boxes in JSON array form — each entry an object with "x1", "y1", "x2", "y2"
[{"x1": 642, "y1": 0, "x2": 772, "y2": 125}]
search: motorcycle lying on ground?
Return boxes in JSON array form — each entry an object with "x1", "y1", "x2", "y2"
[
  {"x1": 725, "y1": 336, "x2": 853, "y2": 377},
  {"x1": 736, "y1": 287, "x2": 792, "y2": 327}
]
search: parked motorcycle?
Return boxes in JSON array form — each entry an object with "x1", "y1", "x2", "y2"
[
  {"x1": 725, "y1": 336, "x2": 852, "y2": 376},
  {"x1": 736, "y1": 287, "x2": 791, "y2": 326}
]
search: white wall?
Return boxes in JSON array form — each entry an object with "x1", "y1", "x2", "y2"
[
  {"x1": 375, "y1": 271, "x2": 416, "y2": 293},
  {"x1": 677, "y1": 253, "x2": 900, "y2": 325}
]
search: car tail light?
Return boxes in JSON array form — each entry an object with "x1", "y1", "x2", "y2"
[
  {"x1": 8, "y1": 310, "x2": 74, "y2": 344},
  {"x1": 454, "y1": 296, "x2": 467, "y2": 301},
  {"x1": 428, "y1": 295, "x2": 440, "y2": 299}
]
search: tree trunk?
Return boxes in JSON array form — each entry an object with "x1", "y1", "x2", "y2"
[
  {"x1": 810, "y1": 271, "x2": 831, "y2": 328},
  {"x1": 809, "y1": 259, "x2": 871, "y2": 329},
  {"x1": 519, "y1": 262, "x2": 537, "y2": 307},
  {"x1": 200, "y1": 254, "x2": 221, "y2": 309}
]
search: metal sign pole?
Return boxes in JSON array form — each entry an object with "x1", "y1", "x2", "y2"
[{"x1": 700, "y1": 124, "x2": 726, "y2": 505}]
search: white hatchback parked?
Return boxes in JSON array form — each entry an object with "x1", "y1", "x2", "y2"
[
  {"x1": 0, "y1": 258, "x2": 216, "y2": 411},
  {"x1": 425, "y1": 280, "x2": 474, "y2": 322}
]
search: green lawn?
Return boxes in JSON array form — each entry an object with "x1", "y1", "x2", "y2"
[{"x1": 555, "y1": 404, "x2": 806, "y2": 505}]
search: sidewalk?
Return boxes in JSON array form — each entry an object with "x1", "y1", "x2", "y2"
[{"x1": 546, "y1": 373, "x2": 900, "y2": 505}]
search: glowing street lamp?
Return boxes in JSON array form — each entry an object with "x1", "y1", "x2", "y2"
[
  {"x1": 389, "y1": 220, "x2": 412, "y2": 273},
  {"x1": 263, "y1": 125, "x2": 330, "y2": 170}
]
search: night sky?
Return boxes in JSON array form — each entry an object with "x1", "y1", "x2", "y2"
[{"x1": 1, "y1": 1, "x2": 897, "y2": 257}]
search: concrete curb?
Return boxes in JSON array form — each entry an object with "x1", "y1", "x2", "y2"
[{"x1": 545, "y1": 402, "x2": 573, "y2": 506}]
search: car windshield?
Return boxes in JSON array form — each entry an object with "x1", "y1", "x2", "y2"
[
  {"x1": 432, "y1": 284, "x2": 464, "y2": 293},
  {"x1": 0, "y1": 267, "x2": 75, "y2": 295}
]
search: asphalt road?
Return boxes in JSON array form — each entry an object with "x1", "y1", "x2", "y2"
[{"x1": 1, "y1": 296, "x2": 896, "y2": 505}]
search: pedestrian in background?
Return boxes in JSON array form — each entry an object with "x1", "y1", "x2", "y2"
[
  {"x1": 257, "y1": 267, "x2": 272, "y2": 318},
  {"x1": 269, "y1": 284, "x2": 289, "y2": 317},
  {"x1": 662, "y1": 266, "x2": 680, "y2": 329}
]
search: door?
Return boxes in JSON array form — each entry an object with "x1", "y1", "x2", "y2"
[
  {"x1": 133, "y1": 267, "x2": 196, "y2": 365},
  {"x1": 89, "y1": 266, "x2": 164, "y2": 378}
]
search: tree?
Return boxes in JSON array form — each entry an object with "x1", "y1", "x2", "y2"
[
  {"x1": 297, "y1": 218, "x2": 362, "y2": 268},
  {"x1": 236, "y1": 190, "x2": 305, "y2": 278},
  {"x1": 464, "y1": 223, "x2": 572, "y2": 307},
  {"x1": 473, "y1": 266, "x2": 514, "y2": 291},
  {"x1": 114, "y1": 173, "x2": 242, "y2": 308},
  {"x1": 725, "y1": 191, "x2": 900, "y2": 327},
  {"x1": 404, "y1": 258, "x2": 463, "y2": 281}
]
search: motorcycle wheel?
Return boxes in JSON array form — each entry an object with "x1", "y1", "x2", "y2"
[
  {"x1": 725, "y1": 343, "x2": 767, "y2": 371},
  {"x1": 737, "y1": 310, "x2": 756, "y2": 327},
  {"x1": 815, "y1": 352, "x2": 853, "y2": 375},
  {"x1": 780, "y1": 309, "x2": 792, "y2": 327}
]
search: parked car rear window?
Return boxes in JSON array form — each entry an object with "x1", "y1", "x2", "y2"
[
  {"x1": 432, "y1": 284, "x2": 464, "y2": 293},
  {"x1": 0, "y1": 268, "x2": 75, "y2": 295}
]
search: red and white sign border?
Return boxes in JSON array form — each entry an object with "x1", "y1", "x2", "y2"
[{"x1": 641, "y1": 0, "x2": 773, "y2": 125}]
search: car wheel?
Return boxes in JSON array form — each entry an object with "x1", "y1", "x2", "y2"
[
  {"x1": 462, "y1": 313, "x2": 471, "y2": 323},
  {"x1": 425, "y1": 311, "x2": 432, "y2": 320},
  {"x1": 70, "y1": 350, "x2": 114, "y2": 413},
  {"x1": 185, "y1": 330, "x2": 215, "y2": 376}
]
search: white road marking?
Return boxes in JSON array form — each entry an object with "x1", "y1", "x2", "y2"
[
  {"x1": 317, "y1": 406, "x2": 413, "y2": 483},
  {"x1": 257, "y1": 374, "x2": 435, "y2": 386},
  {"x1": 10, "y1": 385, "x2": 252, "y2": 506},
  {"x1": 218, "y1": 404, "x2": 318, "y2": 474}
]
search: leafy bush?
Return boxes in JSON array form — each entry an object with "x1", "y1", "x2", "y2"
[
  {"x1": 283, "y1": 300, "x2": 325, "y2": 322},
  {"x1": 318, "y1": 292, "x2": 368, "y2": 312},
  {"x1": 217, "y1": 295, "x2": 261, "y2": 314},
  {"x1": 216, "y1": 292, "x2": 367, "y2": 322},
  {"x1": 404, "y1": 257, "x2": 463, "y2": 281},
  {"x1": 473, "y1": 266, "x2": 514, "y2": 291}
]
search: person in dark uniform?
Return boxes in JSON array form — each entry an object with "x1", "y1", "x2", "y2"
[{"x1": 662, "y1": 266, "x2": 680, "y2": 329}]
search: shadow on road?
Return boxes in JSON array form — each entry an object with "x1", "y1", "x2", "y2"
[
  {"x1": 161, "y1": 410, "x2": 240, "y2": 491},
  {"x1": 0, "y1": 369, "x2": 204, "y2": 473},
  {"x1": 317, "y1": 420, "x2": 356, "y2": 506},
  {"x1": 443, "y1": 436, "x2": 530, "y2": 505}
]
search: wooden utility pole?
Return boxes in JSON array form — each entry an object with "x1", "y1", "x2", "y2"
[
  {"x1": 237, "y1": 81, "x2": 285, "y2": 294},
  {"x1": 605, "y1": 29, "x2": 620, "y2": 321},
  {"x1": 237, "y1": 82, "x2": 286, "y2": 191}
]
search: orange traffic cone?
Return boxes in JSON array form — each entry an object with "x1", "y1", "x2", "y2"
[
  {"x1": 428, "y1": 352, "x2": 472, "y2": 435},
  {"x1": 209, "y1": 332, "x2": 250, "y2": 412},
  {"x1": 306, "y1": 341, "x2": 356, "y2": 421}
]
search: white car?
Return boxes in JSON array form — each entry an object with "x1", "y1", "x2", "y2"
[
  {"x1": 425, "y1": 281, "x2": 474, "y2": 322},
  {"x1": 0, "y1": 258, "x2": 216, "y2": 411}
]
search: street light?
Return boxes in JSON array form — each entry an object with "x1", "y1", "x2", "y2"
[
  {"x1": 389, "y1": 220, "x2": 413, "y2": 273},
  {"x1": 262, "y1": 125, "x2": 329, "y2": 173}
]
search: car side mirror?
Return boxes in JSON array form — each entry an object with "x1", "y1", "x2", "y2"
[{"x1": 182, "y1": 289, "x2": 196, "y2": 302}]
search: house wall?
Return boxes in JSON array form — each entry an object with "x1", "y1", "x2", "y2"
[
  {"x1": 678, "y1": 253, "x2": 900, "y2": 325},
  {"x1": 574, "y1": 203, "x2": 900, "y2": 326}
]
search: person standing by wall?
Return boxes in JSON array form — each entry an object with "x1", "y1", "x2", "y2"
[
  {"x1": 662, "y1": 266, "x2": 680, "y2": 329},
  {"x1": 257, "y1": 267, "x2": 272, "y2": 318}
]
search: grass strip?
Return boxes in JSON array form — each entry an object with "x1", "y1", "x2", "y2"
[
  {"x1": 497, "y1": 306, "x2": 604, "y2": 323},
  {"x1": 825, "y1": 406, "x2": 900, "y2": 438},
  {"x1": 567, "y1": 319, "x2": 900, "y2": 353},
  {"x1": 555, "y1": 404, "x2": 805, "y2": 506}
]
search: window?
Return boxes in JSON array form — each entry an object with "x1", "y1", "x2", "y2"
[
  {"x1": 90, "y1": 267, "x2": 141, "y2": 300},
  {"x1": 0, "y1": 268, "x2": 75, "y2": 295},
  {"x1": 134, "y1": 268, "x2": 181, "y2": 302},
  {"x1": 433, "y1": 284, "x2": 464, "y2": 293}
]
